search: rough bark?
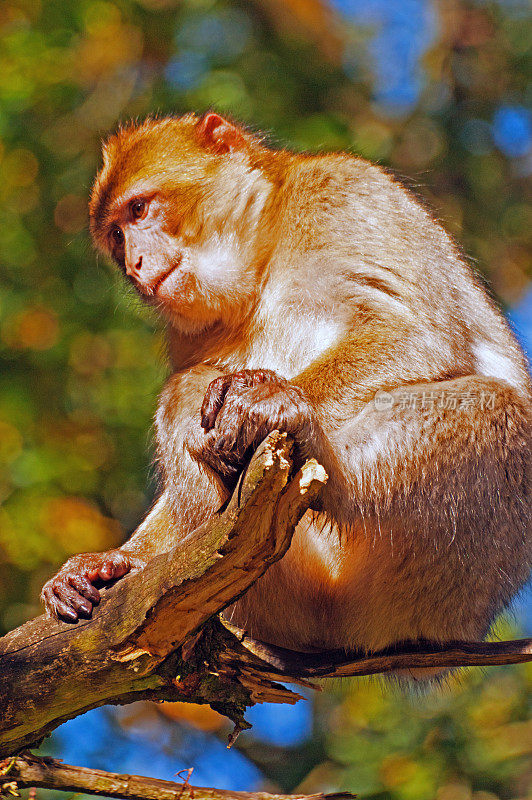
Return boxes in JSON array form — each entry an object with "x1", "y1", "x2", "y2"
[
  {"x1": 0, "y1": 755, "x2": 355, "y2": 800},
  {"x1": 0, "y1": 430, "x2": 531, "y2": 766},
  {"x1": 0, "y1": 433, "x2": 325, "y2": 758}
]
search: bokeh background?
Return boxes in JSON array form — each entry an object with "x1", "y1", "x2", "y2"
[{"x1": 1, "y1": 0, "x2": 532, "y2": 797}]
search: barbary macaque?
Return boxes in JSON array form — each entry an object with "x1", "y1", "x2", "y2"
[{"x1": 42, "y1": 112, "x2": 532, "y2": 657}]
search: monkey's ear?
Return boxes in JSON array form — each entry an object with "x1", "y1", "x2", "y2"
[{"x1": 197, "y1": 113, "x2": 245, "y2": 154}]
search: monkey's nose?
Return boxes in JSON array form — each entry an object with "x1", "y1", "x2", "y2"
[{"x1": 126, "y1": 256, "x2": 143, "y2": 277}]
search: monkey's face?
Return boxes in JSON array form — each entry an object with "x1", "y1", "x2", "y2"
[
  {"x1": 92, "y1": 186, "x2": 257, "y2": 333},
  {"x1": 89, "y1": 114, "x2": 270, "y2": 333},
  {"x1": 105, "y1": 193, "x2": 184, "y2": 296}
]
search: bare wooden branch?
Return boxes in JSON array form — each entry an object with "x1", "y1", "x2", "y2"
[
  {"x1": 0, "y1": 429, "x2": 531, "y2": 769},
  {"x1": 0, "y1": 433, "x2": 326, "y2": 758},
  {"x1": 0, "y1": 755, "x2": 355, "y2": 800},
  {"x1": 219, "y1": 619, "x2": 532, "y2": 678}
]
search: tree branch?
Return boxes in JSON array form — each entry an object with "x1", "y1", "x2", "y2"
[
  {"x1": 0, "y1": 433, "x2": 326, "y2": 758},
  {"x1": 0, "y1": 430, "x2": 531, "y2": 768},
  {"x1": 219, "y1": 619, "x2": 532, "y2": 678},
  {"x1": 0, "y1": 755, "x2": 355, "y2": 800}
]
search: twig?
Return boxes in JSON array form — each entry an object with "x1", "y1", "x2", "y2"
[
  {"x1": 1, "y1": 756, "x2": 356, "y2": 800},
  {"x1": 220, "y1": 620, "x2": 532, "y2": 677},
  {"x1": 0, "y1": 431, "x2": 530, "y2": 767},
  {"x1": 0, "y1": 434, "x2": 326, "y2": 758}
]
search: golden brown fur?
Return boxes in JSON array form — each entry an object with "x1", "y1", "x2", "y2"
[{"x1": 42, "y1": 112, "x2": 532, "y2": 658}]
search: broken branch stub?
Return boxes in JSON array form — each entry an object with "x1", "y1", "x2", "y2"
[
  {"x1": 1, "y1": 428, "x2": 531, "y2": 764},
  {"x1": 0, "y1": 433, "x2": 327, "y2": 758}
]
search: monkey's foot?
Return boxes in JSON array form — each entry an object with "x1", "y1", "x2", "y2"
[{"x1": 41, "y1": 550, "x2": 132, "y2": 622}]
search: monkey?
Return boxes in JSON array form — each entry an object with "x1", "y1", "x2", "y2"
[{"x1": 41, "y1": 111, "x2": 532, "y2": 657}]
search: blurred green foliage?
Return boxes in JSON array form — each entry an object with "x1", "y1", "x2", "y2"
[
  {"x1": 315, "y1": 659, "x2": 532, "y2": 799},
  {"x1": 0, "y1": 0, "x2": 531, "y2": 796}
]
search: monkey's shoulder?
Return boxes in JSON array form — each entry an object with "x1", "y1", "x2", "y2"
[{"x1": 276, "y1": 152, "x2": 452, "y2": 261}]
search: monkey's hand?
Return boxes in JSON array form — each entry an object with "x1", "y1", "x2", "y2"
[
  {"x1": 193, "y1": 369, "x2": 318, "y2": 488},
  {"x1": 41, "y1": 550, "x2": 137, "y2": 622}
]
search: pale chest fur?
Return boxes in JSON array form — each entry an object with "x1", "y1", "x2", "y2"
[{"x1": 217, "y1": 278, "x2": 348, "y2": 379}]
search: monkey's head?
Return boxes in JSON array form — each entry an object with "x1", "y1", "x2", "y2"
[{"x1": 89, "y1": 113, "x2": 274, "y2": 333}]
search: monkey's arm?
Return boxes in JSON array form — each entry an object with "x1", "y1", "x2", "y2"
[
  {"x1": 196, "y1": 320, "x2": 531, "y2": 532},
  {"x1": 40, "y1": 496, "x2": 176, "y2": 621},
  {"x1": 118, "y1": 492, "x2": 178, "y2": 559},
  {"x1": 292, "y1": 319, "x2": 463, "y2": 421},
  {"x1": 196, "y1": 321, "x2": 449, "y2": 502},
  {"x1": 41, "y1": 366, "x2": 227, "y2": 622}
]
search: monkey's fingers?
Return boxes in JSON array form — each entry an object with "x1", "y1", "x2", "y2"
[
  {"x1": 69, "y1": 574, "x2": 101, "y2": 604},
  {"x1": 212, "y1": 391, "x2": 272, "y2": 455},
  {"x1": 213, "y1": 430, "x2": 238, "y2": 453},
  {"x1": 203, "y1": 439, "x2": 243, "y2": 471},
  {"x1": 201, "y1": 375, "x2": 233, "y2": 430},
  {"x1": 193, "y1": 430, "x2": 246, "y2": 491},
  {"x1": 86, "y1": 553, "x2": 131, "y2": 582},
  {"x1": 56, "y1": 582, "x2": 95, "y2": 616},
  {"x1": 41, "y1": 581, "x2": 93, "y2": 622},
  {"x1": 201, "y1": 370, "x2": 282, "y2": 431},
  {"x1": 42, "y1": 589, "x2": 79, "y2": 623}
]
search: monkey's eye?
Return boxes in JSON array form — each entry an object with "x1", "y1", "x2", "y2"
[
  {"x1": 130, "y1": 199, "x2": 147, "y2": 221},
  {"x1": 111, "y1": 226, "x2": 124, "y2": 247}
]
